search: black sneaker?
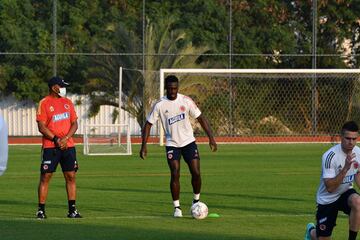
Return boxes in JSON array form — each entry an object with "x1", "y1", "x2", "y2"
[
  {"x1": 67, "y1": 209, "x2": 82, "y2": 218},
  {"x1": 36, "y1": 210, "x2": 47, "y2": 219}
]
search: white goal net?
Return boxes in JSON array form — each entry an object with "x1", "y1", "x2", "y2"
[
  {"x1": 159, "y1": 68, "x2": 360, "y2": 144},
  {"x1": 83, "y1": 124, "x2": 132, "y2": 155},
  {"x1": 83, "y1": 67, "x2": 132, "y2": 155}
]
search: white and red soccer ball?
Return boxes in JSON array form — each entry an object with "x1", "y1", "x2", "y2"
[{"x1": 191, "y1": 201, "x2": 208, "y2": 220}]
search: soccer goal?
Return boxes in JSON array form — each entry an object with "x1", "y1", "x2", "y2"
[
  {"x1": 83, "y1": 124, "x2": 132, "y2": 155},
  {"x1": 83, "y1": 67, "x2": 132, "y2": 155},
  {"x1": 159, "y1": 68, "x2": 360, "y2": 144}
]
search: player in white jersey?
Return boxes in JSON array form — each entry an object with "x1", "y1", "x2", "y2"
[
  {"x1": 140, "y1": 75, "x2": 217, "y2": 218},
  {"x1": 305, "y1": 121, "x2": 360, "y2": 240},
  {"x1": 0, "y1": 115, "x2": 8, "y2": 176}
]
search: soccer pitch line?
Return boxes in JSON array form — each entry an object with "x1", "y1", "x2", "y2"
[
  {"x1": 0, "y1": 213, "x2": 313, "y2": 221},
  {"x1": 0, "y1": 215, "x2": 165, "y2": 221}
]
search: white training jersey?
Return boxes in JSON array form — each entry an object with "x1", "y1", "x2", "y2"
[
  {"x1": 147, "y1": 93, "x2": 201, "y2": 147},
  {"x1": 0, "y1": 115, "x2": 8, "y2": 176},
  {"x1": 316, "y1": 144, "x2": 360, "y2": 205}
]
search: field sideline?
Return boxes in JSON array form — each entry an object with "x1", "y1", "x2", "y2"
[{"x1": 0, "y1": 144, "x2": 354, "y2": 239}]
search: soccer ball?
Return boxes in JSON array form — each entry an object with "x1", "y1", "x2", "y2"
[{"x1": 191, "y1": 201, "x2": 208, "y2": 219}]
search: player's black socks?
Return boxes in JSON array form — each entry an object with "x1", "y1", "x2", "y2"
[
  {"x1": 38, "y1": 203, "x2": 45, "y2": 212},
  {"x1": 68, "y1": 200, "x2": 76, "y2": 212},
  {"x1": 192, "y1": 199, "x2": 199, "y2": 204},
  {"x1": 349, "y1": 230, "x2": 358, "y2": 240},
  {"x1": 174, "y1": 206, "x2": 181, "y2": 209}
]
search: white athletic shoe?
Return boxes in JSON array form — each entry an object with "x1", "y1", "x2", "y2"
[{"x1": 173, "y1": 207, "x2": 183, "y2": 218}]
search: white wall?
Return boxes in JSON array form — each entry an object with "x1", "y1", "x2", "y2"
[{"x1": 0, "y1": 94, "x2": 148, "y2": 136}]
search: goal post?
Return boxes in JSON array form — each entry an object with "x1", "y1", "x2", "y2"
[{"x1": 159, "y1": 68, "x2": 360, "y2": 144}]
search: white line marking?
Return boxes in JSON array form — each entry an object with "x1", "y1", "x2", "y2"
[{"x1": 0, "y1": 213, "x2": 313, "y2": 221}]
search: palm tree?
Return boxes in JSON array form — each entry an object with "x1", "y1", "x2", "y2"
[
  {"x1": 84, "y1": 24, "x2": 143, "y2": 124},
  {"x1": 142, "y1": 16, "x2": 210, "y2": 118},
  {"x1": 85, "y1": 17, "x2": 212, "y2": 127}
]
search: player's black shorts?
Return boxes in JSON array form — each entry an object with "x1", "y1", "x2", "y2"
[
  {"x1": 316, "y1": 188, "x2": 358, "y2": 237},
  {"x1": 40, "y1": 147, "x2": 78, "y2": 173},
  {"x1": 165, "y1": 141, "x2": 200, "y2": 163}
]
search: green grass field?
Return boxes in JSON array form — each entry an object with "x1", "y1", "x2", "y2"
[{"x1": 0, "y1": 144, "x2": 354, "y2": 239}]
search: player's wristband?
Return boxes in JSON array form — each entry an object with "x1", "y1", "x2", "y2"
[{"x1": 52, "y1": 136, "x2": 60, "y2": 147}]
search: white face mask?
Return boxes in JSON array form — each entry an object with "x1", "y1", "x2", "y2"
[{"x1": 58, "y1": 87, "x2": 66, "y2": 97}]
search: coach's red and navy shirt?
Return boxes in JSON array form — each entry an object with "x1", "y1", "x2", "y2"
[{"x1": 36, "y1": 95, "x2": 77, "y2": 148}]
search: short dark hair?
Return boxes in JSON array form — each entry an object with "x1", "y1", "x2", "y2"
[
  {"x1": 165, "y1": 75, "x2": 179, "y2": 86},
  {"x1": 341, "y1": 121, "x2": 359, "y2": 134}
]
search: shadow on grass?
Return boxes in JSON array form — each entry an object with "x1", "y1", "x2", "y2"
[
  {"x1": 81, "y1": 186, "x2": 304, "y2": 202},
  {"x1": 0, "y1": 199, "x2": 74, "y2": 211},
  {"x1": 209, "y1": 204, "x2": 311, "y2": 215},
  {"x1": 0, "y1": 219, "x2": 287, "y2": 240},
  {"x1": 70, "y1": 186, "x2": 308, "y2": 215},
  {"x1": 0, "y1": 189, "x2": 308, "y2": 217}
]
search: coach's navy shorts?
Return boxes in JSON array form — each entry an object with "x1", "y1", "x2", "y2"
[
  {"x1": 316, "y1": 188, "x2": 357, "y2": 237},
  {"x1": 165, "y1": 141, "x2": 200, "y2": 163},
  {"x1": 40, "y1": 147, "x2": 78, "y2": 173}
]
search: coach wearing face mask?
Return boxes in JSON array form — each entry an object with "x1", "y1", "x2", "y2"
[{"x1": 35, "y1": 76, "x2": 82, "y2": 219}]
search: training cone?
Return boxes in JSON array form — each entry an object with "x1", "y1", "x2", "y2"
[{"x1": 208, "y1": 213, "x2": 220, "y2": 218}]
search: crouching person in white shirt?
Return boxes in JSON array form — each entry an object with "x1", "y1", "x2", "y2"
[{"x1": 305, "y1": 121, "x2": 360, "y2": 240}]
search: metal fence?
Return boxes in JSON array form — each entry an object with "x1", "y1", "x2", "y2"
[{"x1": 157, "y1": 69, "x2": 360, "y2": 142}]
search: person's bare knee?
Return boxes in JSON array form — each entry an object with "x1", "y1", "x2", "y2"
[
  {"x1": 40, "y1": 173, "x2": 53, "y2": 184},
  {"x1": 63, "y1": 171, "x2": 76, "y2": 183}
]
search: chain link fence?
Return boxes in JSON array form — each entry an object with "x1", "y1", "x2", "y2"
[{"x1": 157, "y1": 70, "x2": 360, "y2": 142}]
